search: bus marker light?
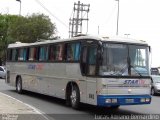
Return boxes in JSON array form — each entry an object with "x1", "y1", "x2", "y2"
[
  {"x1": 140, "y1": 98, "x2": 145, "y2": 102},
  {"x1": 111, "y1": 99, "x2": 117, "y2": 103},
  {"x1": 105, "y1": 99, "x2": 117, "y2": 103}
]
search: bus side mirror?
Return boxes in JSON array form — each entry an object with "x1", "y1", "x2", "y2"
[{"x1": 97, "y1": 49, "x2": 103, "y2": 65}]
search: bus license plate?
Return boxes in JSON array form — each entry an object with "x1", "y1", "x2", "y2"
[{"x1": 125, "y1": 99, "x2": 134, "y2": 103}]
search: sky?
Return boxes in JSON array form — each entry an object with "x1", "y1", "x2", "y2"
[{"x1": 0, "y1": 0, "x2": 160, "y2": 67}]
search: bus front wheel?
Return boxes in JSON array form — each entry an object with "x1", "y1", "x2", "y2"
[
  {"x1": 110, "y1": 105, "x2": 120, "y2": 109},
  {"x1": 70, "y1": 85, "x2": 80, "y2": 109},
  {"x1": 16, "y1": 77, "x2": 23, "y2": 94}
]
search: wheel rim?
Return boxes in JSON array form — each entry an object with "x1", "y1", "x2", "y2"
[{"x1": 70, "y1": 90, "x2": 77, "y2": 105}]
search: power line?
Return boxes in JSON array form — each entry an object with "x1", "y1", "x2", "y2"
[{"x1": 34, "y1": 0, "x2": 68, "y2": 29}]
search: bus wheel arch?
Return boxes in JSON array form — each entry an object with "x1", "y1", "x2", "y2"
[
  {"x1": 16, "y1": 75, "x2": 23, "y2": 94},
  {"x1": 65, "y1": 81, "x2": 80, "y2": 109}
]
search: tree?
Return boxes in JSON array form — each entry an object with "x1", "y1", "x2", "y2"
[
  {"x1": 0, "y1": 13, "x2": 57, "y2": 65},
  {"x1": 9, "y1": 13, "x2": 56, "y2": 43},
  {"x1": 0, "y1": 14, "x2": 12, "y2": 65}
]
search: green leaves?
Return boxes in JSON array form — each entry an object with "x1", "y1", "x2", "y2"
[
  {"x1": 8, "y1": 13, "x2": 56, "y2": 43},
  {"x1": 0, "y1": 13, "x2": 57, "y2": 64}
]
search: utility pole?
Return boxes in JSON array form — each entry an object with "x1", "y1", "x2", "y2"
[
  {"x1": 16, "y1": 0, "x2": 21, "y2": 15},
  {"x1": 115, "y1": 0, "x2": 119, "y2": 36},
  {"x1": 69, "y1": 1, "x2": 90, "y2": 38}
]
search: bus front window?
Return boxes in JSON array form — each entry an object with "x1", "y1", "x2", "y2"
[
  {"x1": 99, "y1": 43, "x2": 150, "y2": 76},
  {"x1": 129, "y1": 45, "x2": 149, "y2": 76},
  {"x1": 99, "y1": 44, "x2": 128, "y2": 76}
]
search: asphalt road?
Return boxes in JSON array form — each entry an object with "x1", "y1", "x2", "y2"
[{"x1": 0, "y1": 79, "x2": 160, "y2": 120}]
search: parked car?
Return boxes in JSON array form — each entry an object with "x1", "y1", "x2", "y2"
[
  {"x1": 151, "y1": 68, "x2": 160, "y2": 75},
  {"x1": 151, "y1": 75, "x2": 160, "y2": 95},
  {"x1": 0, "y1": 66, "x2": 6, "y2": 79}
]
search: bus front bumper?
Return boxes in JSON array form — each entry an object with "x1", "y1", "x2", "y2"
[{"x1": 97, "y1": 95, "x2": 151, "y2": 107}]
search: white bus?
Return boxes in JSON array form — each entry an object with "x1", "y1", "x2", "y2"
[{"x1": 6, "y1": 35, "x2": 151, "y2": 109}]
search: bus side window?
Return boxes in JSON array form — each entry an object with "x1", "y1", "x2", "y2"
[
  {"x1": 29, "y1": 47, "x2": 38, "y2": 61},
  {"x1": 74, "y1": 43, "x2": 80, "y2": 61},
  {"x1": 67, "y1": 44, "x2": 73, "y2": 61},
  {"x1": 39, "y1": 46, "x2": 49, "y2": 61},
  {"x1": 87, "y1": 46, "x2": 97, "y2": 75},
  {"x1": 18, "y1": 48, "x2": 24, "y2": 61},
  {"x1": 12, "y1": 49, "x2": 15, "y2": 61},
  {"x1": 12, "y1": 49, "x2": 18, "y2": 61},
  {"x1": 49, "y1": 45, "x2": 56, "y2": 61},
  {"x1": 7, "y1": 49, "x2": 12, "y2": 61},
  {"x1": 36, "y1": 47, "x2": 40, "y2": 60},
  {"x1": 80, "y1": 46, "x2": 87, "y2": 75},
  {"x1": 67, "y1": 43, "x2": 80, "y2": 61},
  {"x1": 49, "y1": 44, "x2": 64, "y2": 61},
  {"x1": 39, "y1": 46, "x2": 44, "y2": 61},
  {"x1": 23, "y1": 48, "x2": 28, "y2": 61},
  {"x1": 58, "y1": 44, "x2": 64, "y2": 61},
  {"x1": 55, "y1": 44, "x2": 64, "y2": 61},
  {"x1": 55, "y1": 45, "x2": 59, "y2": 60},
  {"x1": 29, "y1": 47, "x2": 34, "y2": 61}
]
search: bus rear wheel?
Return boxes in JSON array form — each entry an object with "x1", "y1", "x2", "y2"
[
  {"x1": 70, "y1": 85, "x2": 80, "y2": 109},
  {"x1": 16, "y1": 77, "x2": 23, "y2": 94}
]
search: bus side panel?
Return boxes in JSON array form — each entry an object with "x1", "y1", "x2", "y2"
[
  {"x1": 30, "y1": 63, "x2": 67, "y2": 98},
  {"x1": 66, "y1": 63, "x2": 87, "y2": 103},
  {"x1": 6, "y1": 62, "x2": 17, "y2": 87},
  {"x1": 6, "y1": 62, "x2": 89, "y2": 104},
  {"x1": 86, "y1": 78, "x2": 97, "y2": 105}
]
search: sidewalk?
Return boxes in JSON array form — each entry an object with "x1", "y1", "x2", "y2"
[
  {"x1": 0, "y1": 92, "x2": 50, "y2": 120},
  {"x1": 0, "y1": 92, "x2": 37, "y2": 114}
]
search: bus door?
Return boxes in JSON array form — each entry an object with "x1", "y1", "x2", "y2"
[{"x1": 80, "y1": 42, "x2": 98, "y2": 105}]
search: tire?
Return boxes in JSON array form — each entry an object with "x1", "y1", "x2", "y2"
[
  {"x1": 66, "y1": 86, "x2": 71, "y2": 107},
  {"x1": 110, "y1": 105, "x2": 120, "y2": 109},
  {"x1": 151, "y1": 88, "x2": 155, "y2": 96},
  {"x1": 16, "y1": 77, "x2": 23, "y2": 94},
  {"x1": 70, "y1": 85, "x2": 80, "y2": 109}
]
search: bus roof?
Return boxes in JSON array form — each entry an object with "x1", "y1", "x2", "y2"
[{"x1": 8, "y1": 35, "x2": 148, "y2": 48}]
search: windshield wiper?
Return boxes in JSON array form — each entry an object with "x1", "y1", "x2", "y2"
[
  {"x1": 130, "y1": 65, "x2": 142, "y2": 77},
  {"x1": 127, "y1": 56, "x2": 142, "y2": 77},
  {"x1": 109, "y1": 64, "x2": 128, "y2": 76}
]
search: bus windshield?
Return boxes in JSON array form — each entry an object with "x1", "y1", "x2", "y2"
[{"x1": 99, "y1": 43, "x2": 150, "y2": 76}]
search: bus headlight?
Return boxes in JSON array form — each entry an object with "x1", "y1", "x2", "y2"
[
  {"x1": 140, "y1": 98, "x2": 150, "y2": 103},
  {"x1": 145, "y1": 98, "x2": 150, "y2": 102},
  {"x1": 105, "y1": 99, "x2": 117, "y2": 103},
  {"x1": 105, "y1": 99, "x2": 111, "y2": 103}
]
